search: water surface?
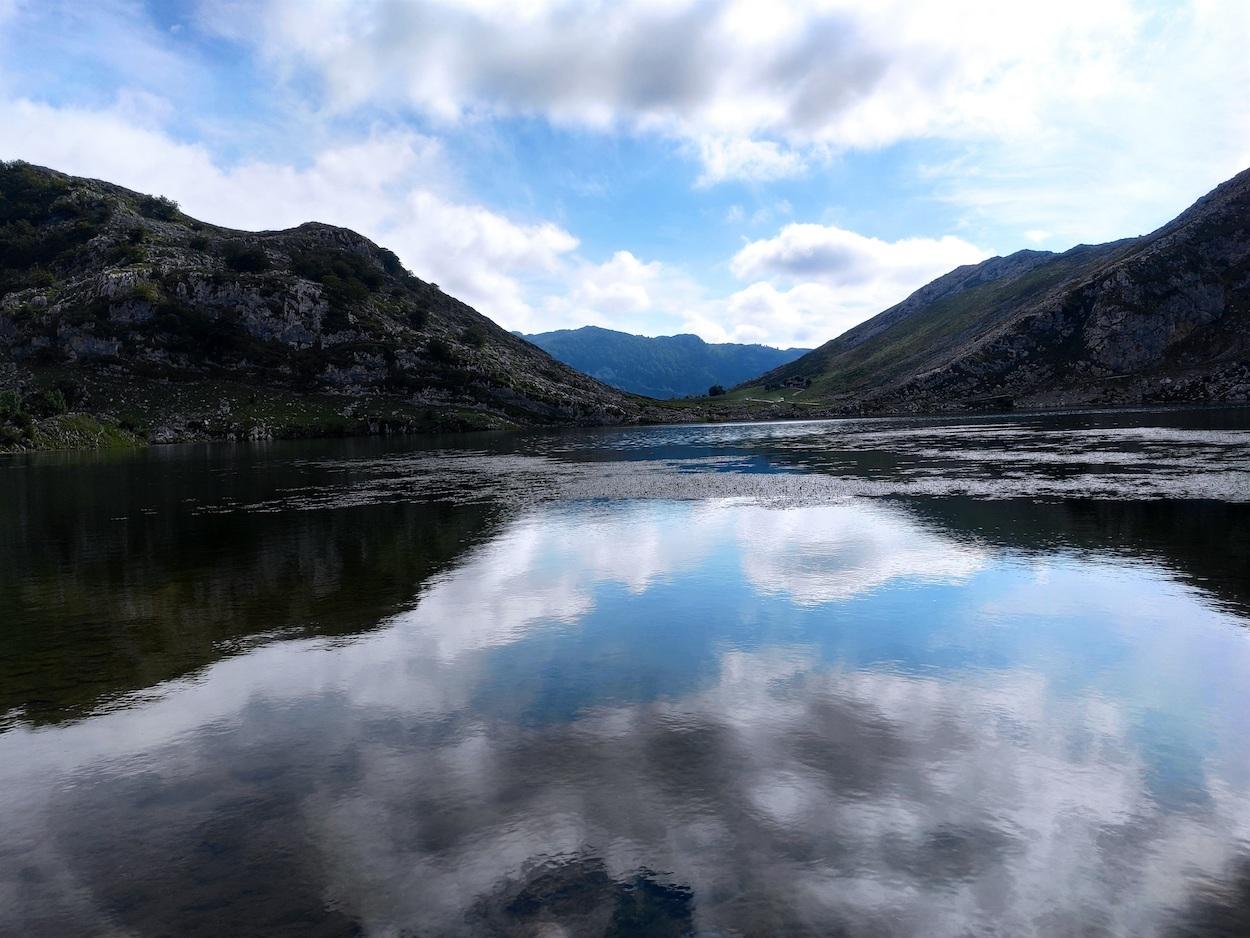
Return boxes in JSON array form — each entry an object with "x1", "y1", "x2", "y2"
[{"x1": 3, "y1": 408, "x2": 1250, "y2": 936}]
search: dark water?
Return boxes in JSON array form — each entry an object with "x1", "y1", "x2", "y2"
[{"x1": 3, "y1": 407, "x2": 1250, "y2": 937}]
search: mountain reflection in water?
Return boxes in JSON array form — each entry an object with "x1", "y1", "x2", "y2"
[{"x1": 1, "y1": 408, "x2": 1249, "y2": 936}]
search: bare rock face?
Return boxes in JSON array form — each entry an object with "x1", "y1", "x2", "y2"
[
  {"x1": 749, "y1": 166, "x2": 1250, "y2": 413},
  {"x1": 1, "y1": 162, "x2": 670, "y2": 447}
]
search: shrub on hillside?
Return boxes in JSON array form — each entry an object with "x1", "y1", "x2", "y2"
[
  {"x1": 27, "y1": 267, "x2": 56, "y2": 288},
  {"x1": 138, "y1": 194, "x2": 179, "y2": 220},
  {"x1": 0, "y1": 389, "x2": 23, "y2": 420},
  {"x1": 27, "y1": 388, "x2": 67, "y2": 418},
  {"x1": 377, "y1": 247, "x2": 404, "y2": 276},
  {"x1": 130, "y1": 281, "x2": 161, "y2": 304},
  {"x1": 222, "y1": 241, "x2": 270, "y2": 273},
  {"x1": 108, "y1": 243, "x2": 146, "y2": 266},
  {"x1": 427, "y1": 336, "x2": 456, "y2": 363},
  {"x1": 292, "y1": 248, "x2": 383, "y2": 312},
  {"x1": 0, "y1": 389, "x2": 33, "y2": 444}
]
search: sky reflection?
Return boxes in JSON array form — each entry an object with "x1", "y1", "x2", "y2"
[{"x1": 3, "y1": 495, "x2": 1250, "y2": 936}]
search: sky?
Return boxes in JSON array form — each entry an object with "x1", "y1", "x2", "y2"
[{"x1": 1, "y1": 1, "x2": 1248, "y2": 349}]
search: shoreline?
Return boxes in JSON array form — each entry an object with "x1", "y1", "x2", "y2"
[{"x1": 5, "y1": 395, "x2": 1248, "y2": 456}]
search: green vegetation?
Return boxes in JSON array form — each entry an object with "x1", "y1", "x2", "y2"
[
  {"x1": 137, "y1": 194, "x2": 179, "y2": 220},
  {"x1": 377, "y1": 247, "x2": 405, "y2": 276},
  {"x1": 222, "y1": 240, "x2": 270, "y2": 273},
  {"x1": 28, "y1": 387, "x2": 67, "y2": 417},
  {"x1": 26, "y1": 267, "x2": 56, "y2": 288},
  {"x1": 0, "y1": 160, "x2": 112, "y2": 292},
  {"x1": 28, "y1": 413, "x2": 141, "y2": 450},
  {"x1": 427, "y1": 336, "x2": 456, "y2": 363},
  {"x1": 0, "y1": 378, "x2": 133, "y2": 451},
  {"x1": 828, "y1": 255, "x2": 1096, "y2": 395},
  {"x1": 130, "y1": 281, "x2": 161, "y2": 304},
  {"x1": 0, "y1": 366, "x2": 526, "y2": 454},
  {"x1": 108, "y1": 242, "x2": 145, "y2": 266},
  {"x1": 0, "y1": 389, "x2": 32, "y2": 446},
  {"x1": 292, "y1": 246, "x2": 385, "y2": 313}
]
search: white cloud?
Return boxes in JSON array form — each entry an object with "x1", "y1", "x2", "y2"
[
  {"x1": 193, "y1": 0, "x2": 1246, "y2": 192},
  {"x1": 693, "y1": 135, "x2": 808, "y2": 186},
  {"x1": 0, "y1": 97, "x2": 578, "y2": 326},
  {"x1": 732, "y1": 224, "x2": 986, "y2": 286},
  {"x1": 925, "y1": 1, "x2": 1250, "y2": 242},
  {"x1": 215, "y1": 0, "x2": 1125, "y2": 150},
  {"x1": 707, "y1": 224, "x2": 988, "y2": 346},
  {"x1": 535, "y1": 250, "x2": 710, "y2": 337},
  {"x1": 681, "y1": 282, "x2": 838, "y2": 348},
  {"x1": 186, "y1": 0, "x2": 1250, "y2": 260},
  {"x1": 397, "y1": 189, "x2": 579, "y2": 323},
  {"x1": 564, "y1": 250, "x2": 660, "y2": 317}
]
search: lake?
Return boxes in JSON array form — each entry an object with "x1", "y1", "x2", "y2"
[{"x1": 2, "y1": 407, "x2": 1250, "y2": 937}]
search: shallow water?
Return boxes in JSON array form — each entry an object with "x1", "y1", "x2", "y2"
[{"x1": 2, "y1": 407, "x2": 1250, "y2": 936}]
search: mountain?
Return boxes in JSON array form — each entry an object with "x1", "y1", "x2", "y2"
[
  {"x1": 523, "y1": 325, "x2": 809, "y2": 398},
  {"x1": 0, "y1": 162, "x2": 675, "y2": 450},
  {"x1": 743, "y1": 167, "x2": 1250, "y2": 413}
]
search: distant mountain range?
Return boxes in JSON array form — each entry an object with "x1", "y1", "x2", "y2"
[
  {"x1": 0, "y1": 162, "x2": 674, "y2": 451},
  {"x1": 743, "y1": 165, "x2": 1250, "y2": 413},
  {"x1": 522, "y1": 326, "x2": 809, "y2": 399}
]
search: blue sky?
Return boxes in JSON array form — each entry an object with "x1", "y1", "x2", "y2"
[{"x1": 1, "y1": 0, "x2": 1248, "y2": 347}]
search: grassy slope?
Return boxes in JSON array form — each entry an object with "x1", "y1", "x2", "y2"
[{"x1": 755, "y1": 244, "x2": 1130, "y2": 400}]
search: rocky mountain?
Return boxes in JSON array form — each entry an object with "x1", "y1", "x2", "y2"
[
  {"x1": 744, "y1": 166, "x2": 1250, "y2": 413},
  {"x1": 522, "y1": 325, "x2": 808, "y2": 398},
  {"x1": 0, "y1": 162, "x2": 673, "y2": 450}
]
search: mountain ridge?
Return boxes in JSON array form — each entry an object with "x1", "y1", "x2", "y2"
[
  {"x1": 522, "y1": 325, "x2": 808, "y2": 398},
  {"x1": 741, "y1": 166, "x2": 1250, "y2": 413}
]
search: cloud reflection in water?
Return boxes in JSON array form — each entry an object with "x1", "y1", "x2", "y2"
[{"x1": 2, "y1": 497, "x2": 1249, "y2": 936}]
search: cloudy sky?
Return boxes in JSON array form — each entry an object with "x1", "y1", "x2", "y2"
[{"x1": 1, "y1": 0, "x2": 1248, "y2": 347}]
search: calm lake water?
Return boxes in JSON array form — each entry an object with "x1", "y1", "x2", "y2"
[{"x1": 3, "y1": 407, "x2": 1250, "y2": 937}]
